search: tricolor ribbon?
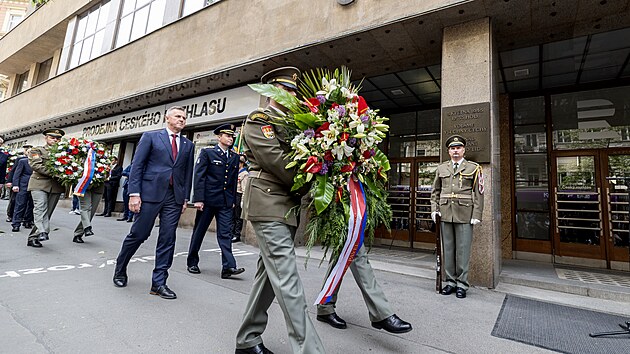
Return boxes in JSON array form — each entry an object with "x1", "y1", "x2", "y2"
[
  {"x1": 315, "y1": 177, "x2": 367, "y2": 305},
  {"x1": 74, "y1": 148, "x2": 96, "y2": 197}
]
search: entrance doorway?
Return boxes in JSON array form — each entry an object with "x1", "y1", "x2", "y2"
[
  {"x1": 552, "y1": 150, "x2": 630, "y2": 269},
  {"x1": 376, "y1": 157, "x2": 440, "y2": 249}
]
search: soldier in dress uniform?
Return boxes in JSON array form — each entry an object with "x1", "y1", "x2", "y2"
[
  {"x1": 186, "y1": 123, "x2": 245, "y2": 279},
  {"x1": 27, "y1": 128, "x2": 66, "y2": 248},
  {"x1": 430, "y1": 135, "x2": 484, "y2": 299},
  {"x1": 11, "y1": 144, "x2": 34, "y2": 232},
  {"x1": 235, "y1": 67, "x2": 325, "y2": 354}
]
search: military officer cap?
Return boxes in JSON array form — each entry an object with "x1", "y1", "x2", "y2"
[
  {"x1": 42, "y1": 128, "x2": 65, "y2": 138},
  {"x1": 445, "y1": 135, "x2": 466, "y2": 148},
  {"x1": 214, "y1": 123, "x2": 235, "y2": 136},
  {"x1": 261, "y1": 66, "x2": 301, "y2": 90},
  {"x1": 22, "y1": 143, "x2": 33, "y2": 149}
]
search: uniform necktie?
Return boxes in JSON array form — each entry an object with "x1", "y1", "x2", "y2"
[
  {"x1": 454, "y1": 162, "x2": 459, "y2": 171},
  {"x1": 171, "y1": 134, "x2": 178, "y2": 160}
]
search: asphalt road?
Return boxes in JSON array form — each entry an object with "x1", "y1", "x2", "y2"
[{"x1": 0, "y1": 200, "x2": 550, "y2": 354}]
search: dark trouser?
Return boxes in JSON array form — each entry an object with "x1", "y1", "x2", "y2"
[
  {"x1": 72, "y1": 195, "x2": 80, "y2": 210},
  {"x1": 6, "y1": 190, "x2": 15, "y2": 218},
  {"x1": 187, "y1": 205, "x2": 236, "y2": 270},
  {"x1": 12, "y1": 190, "x2": 33, "y2": 228},
  {"x1": 232, "y1": 193, "x2": 243, "y2": 239},
  {"x1": 122, "y1": 186, "x2": 132, "y2": 220},
  {"x1": 114, "y1": 188, "x2": 182, "y2": 287},
  {"x1": 103, "y1": 183, "x2": 112, "y2": 214}
]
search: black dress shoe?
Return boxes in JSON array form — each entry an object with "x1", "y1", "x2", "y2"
[
  {"x1": 441, "y1": 285, "x2": 456, "y2": 295},
  {"x1": 83, "y1": 226, "x2": 94, "y2": 237},
  {"x1": 27, "y1": 239, "x2": 43, "y2": 248},
  {"x1": 456, "y1": 287, "x2": 467, "y2": 299},
  {"x1": 5, "y1": 217, "x2": 11, "y2": 222},
  {"x1": 12, "y1": 226, "x2": 20, "y2": 232},
  {"x1": 127, "y1": 218, "x2": 133, "y2": 223},
  {"x1": 113, "y1": 274, "x2": 128, "y2": 288},
  {"x1": 150, "y1": 285, "x2": 177, "y2": 299},
  {"x1": 96, "y1": 213, "x2": 106, "y2": 216},
  {"x1": 187, "y1": 265, "x2": 201, "y2": 274},
  {"x1": 73, "y1": 235, "x2": 84, "y2": 243},
  {"x1": 37, "y1": 232, "x2": 49, "y2": 241},
  {"x1": 231, "y1": 237, "x2": 241, "y2": 243},
  {"x1": 23, "y1": 223, "x2": 33, "y2": 229},
  {"x1": 317, "y1": 313, "x2": 347, "y2": 329},
  {"x1": 235, "y1": 343, "x2": 274, "y2": 354},
  {"x1": 371, "y1": 314, "x2": 413, "y2": 334},
  {"x1": 103, "y1": 213, "x2": 111, "y2": 217},
  {"x1": 116, "y1": 217, "x2": 127, "y2": 221},
  {"x1": 221, "y1": 267, "x2": 245, "y2": 279}
]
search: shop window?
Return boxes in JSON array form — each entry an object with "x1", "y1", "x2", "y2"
[
  {"x1": 13, "y1": 70, "x2": 29, "y2": 95},
  {"x1": 68, "y1": 1, "x2": 111, "y2": 70},
  {"x1": 552, "y1": 86, "x2": 630, "y2": 149},
  {"x1": 36, "y1": 58, "x2": 53, "y2": 85},
  {"x1": 115, "y1": 0, "x2": 167, "y2": 48}
]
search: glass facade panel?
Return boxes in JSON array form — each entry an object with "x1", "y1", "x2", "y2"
[
  {"x1": 68, "y1": 1, "x2": 111, "y2": 70},
  {"x1": 514, "y1": 125, "x2": 547, "y2": 153},
  {"x1": 116, "y1": 16, "x2": 133, "y2": 47},
  {"x1": 608, "y1": 155, "x2": 630, "y2": 247},
  {"x1": 516, "y1": 211, "x2": 550, "y2": 240},
  {"x1": 389, "y1": 110, "x2": 439, "y2": 158},
  {"x1": 130, "y1": 6, "x2": 150, "y2": 41},
  {"x1": 117, "y1": 0, "x2": 166, "y2": 47},
  {"x1": 552, "y1": 86, "x2": 630, "y2": 149},
  {"x1": 36, "y1": 58, "x2": 53, "y2": 85},
  {"x1": 183, "y1": 0, "x2": 206, "y2": 16},
  {"x1": 146, "y1": 0, "x2": 166, "y2": 33}
]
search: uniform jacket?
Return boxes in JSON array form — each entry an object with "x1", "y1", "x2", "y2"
[
  {"x1": 430, "y1": 159, "x2": 484, "y2": 223},
  {"x1": 27, "y1": 146, "x2": 65, "y2": 193},
  {"x1": 122, "y1": 164, "x2": 132, "y2": 189},
  {"x1": 11, "y1": 156, "x2": 32, "y2": 191},
  {"x1": 128, "y1": 129, "x2": 195, "y2": 205},
  {"x1": 108, "y1": 165, "x2": 123, "y2": 187},
  {"x1": 0, "y1": 151, "x2": 8, "y2": 184},
  {"x1": 192, "y1": 145, "x2": 239, "y2": 207},
  {"x1": 241, "y1": 107, "x2": 302, "y2": 227}
]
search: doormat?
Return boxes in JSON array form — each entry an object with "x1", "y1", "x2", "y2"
[{"x1": 491, "y1": 295, "x2": 630, "y2": 353}]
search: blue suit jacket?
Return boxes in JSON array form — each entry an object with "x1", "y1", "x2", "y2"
[
  {"x1": 0, "y1": 152, "x2": 8, "y2": 184},
  {"x1": 128, "y1": 129, "x2": 194, "y2": 205},
  {"x1": 11, "y1": 156, "x2": 32, "y2": 191},
  {"x1": 192, "y1": 145, "x2": 239, "y2": 207}
]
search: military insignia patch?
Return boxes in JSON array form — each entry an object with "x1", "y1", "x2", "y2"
[{"x1": 261, "y1": 125, "x2": 275, "y2": 139}]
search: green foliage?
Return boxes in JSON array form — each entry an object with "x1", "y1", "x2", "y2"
[
  {"x1": 248, "y1": 83, "x2": 306, "y2": 113},
  {"x1": 293, "y1": 113, "x2": 321, "y2": 130},
  {"x1": 313, "y1": 174, "x2": 335, "y2": 214},
  {"x1": 305, "y1": 200, "x2": 348, "y2": 262}
]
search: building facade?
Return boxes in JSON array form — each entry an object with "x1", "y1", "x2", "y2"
[
  {"x1": 0, "y1": 0, "x2": 30, "y2": 100},
  {"x1": 1, "y1": 0, "x2": 629, "y2": 287}
]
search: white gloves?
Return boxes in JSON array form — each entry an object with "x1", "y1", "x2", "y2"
[
  {"x1": 431, "y1": 211, "x2": 441, "y2": 223},
  {"x1": 470, "y1": 218, "x2": 481, "y2": 225}
]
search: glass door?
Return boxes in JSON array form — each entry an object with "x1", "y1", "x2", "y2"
[
  {"x1": 382, "y1": 160, "x2": 413, "y2": 247},
  {"x1": 604, "y1": 152, "x2": 630, "y2": 269},
  {"x1": 414, "y1": 162, "x2": 439, "y2": 246}
]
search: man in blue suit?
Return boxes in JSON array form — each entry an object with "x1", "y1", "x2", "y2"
[
  {"x1": 11, "y1": 144, "x2": 34, "y2": 233},
  {"x1": 113, "y1": 106, "x2": 195, "y2": 300},
  {"x1": 187, "y1": 123, "x2": 245, "y2": 279}
]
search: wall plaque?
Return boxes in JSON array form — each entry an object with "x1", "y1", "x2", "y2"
[{"x1": 441, "y1": 102, "x2": 491, "y2": 163}]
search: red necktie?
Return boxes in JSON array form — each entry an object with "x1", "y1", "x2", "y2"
[{"x1": 171, "y1": 134, "x2": 178, "y2": 160}]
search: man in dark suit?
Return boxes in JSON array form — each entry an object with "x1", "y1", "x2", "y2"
[
  {"x1": 11, "y1": 145, "x2": 34, "y2": 233},
  {"x1": 99, "y1": 157, "x2": 122, "y2": 217},
  {"x1": 117, "y1": 163, "x2": 134, "y2": 222},
  {"x1": 0, "y1": 137, "x2": 8, "y2": 200},
  {"x1": 186, "y1": 123, "x2": 244, "y2": 279},
  {"x1": 112, "y1": 106, "x2": 195, "y2": 300}
]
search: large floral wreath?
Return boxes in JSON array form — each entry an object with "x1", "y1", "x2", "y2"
[
  {"x1": 6, "y1": 148, "x2": 25, "y2": 175},
  {"x1": 46, "y1": 137, "x2": 112, "y2": 189},
  {"x1": 250, "y1": 67, "x2": 392, "y2": 304}
]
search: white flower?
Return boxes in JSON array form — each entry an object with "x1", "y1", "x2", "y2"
[
  {"x1": 321, "y1": 125, "x2": 339, "y2": 146},
  {"x1": 331, "y1": 141, "x2": 354, "y2": 160},
  {"x1": 54, "y1": 161, "x2": 61, "y2": 166}
]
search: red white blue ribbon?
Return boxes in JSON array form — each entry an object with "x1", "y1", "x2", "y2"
[
  {"x1": 315, "y1": 177, "x2": 367, "y2": 305},
  {"x1": 74, "y1": 148, "x2": 96, "y2": 197}
]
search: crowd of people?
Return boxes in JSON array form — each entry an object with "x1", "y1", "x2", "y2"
[{"x1": 1, "y1": 66, "x2": 488, "y2": 354}]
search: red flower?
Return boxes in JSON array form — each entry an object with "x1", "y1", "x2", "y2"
[
  {"x1": 331, "y1": 103, "x2": 339, "y2": 109},
  {"x1": 69, "y1": 137, "x2": 80, "y2": 147},
  {"x1": 323, "y1": 150, "x2": 334, "y2": 162},
  {"x1": 304, "y1": 156, "x2": 322, "y2": 174},
  {"x1": 357, "y1": 96, "x2": 369, "y2": 115},
  {"x1": 340, "y1": 161, "x2": 356, "y2": 173},
  {"x1": 315, "y1": 122, "x2": 330, "y2": 138},
  {"x1": 97, "y1": 167, "x2": 105, "y2": 172},
  {"x1": 339, "y1": 132, "x2": 349, "y2": 142},
  {"x1": 71, "y1": 148, "x2": 79, "y2": 155},
  {"x1": 65, "y1": 169, "x2": 73, "y2": 175},
  {"x1": 335, "y1": 186, "x2": 343, "y2": 202},
  {"x1": 363, "y1": 150, "x2": 372, "y2": 159},
  {"x1": 304, "y1": 98, "x2": 320, "y2": 113}
]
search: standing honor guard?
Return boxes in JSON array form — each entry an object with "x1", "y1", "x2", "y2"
[
  {"x1": 430, "y1": 135, "x2": 484, "y2": 299},
  {"x1": 235, "y1": 67, "x2": 325, "y2": 354},
  {"x1": 186, "y1": 123, "x2": 245, "y2": 278},
  {"x1": 10, "y1": 144, "x2": 34, "y2": 232},
  {"x1": 27, "y1": 128, "x2": 66, "y2": 247}
]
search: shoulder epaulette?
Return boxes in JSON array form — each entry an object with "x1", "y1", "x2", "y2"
[{"x1": 249, "y1": 112, "x2": 270, "y2": 122}]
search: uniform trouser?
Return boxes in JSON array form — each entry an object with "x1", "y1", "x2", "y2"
[
  {"x1": 317, "y1": 246, "x2": 394, "y2": 322},
  {"x1": 441, "y1": 222, "x2": 473, "y2": 290},
  {"x1": 73, "y1": 190, "x2": 103, "y2": 236},
  {"x1": 29, "y1": 190, "x2": 61, "y2": 240},
  {"x1": 6, "y1": 190, "x2": 15, "y2": 218},
  {"x1": 11, "y1": 190, "x2": 33, "y2": 228},
  {"x1": 236, "y1": 221, "x2": 325, "y2": 354},
  {"x1": 114, "y1": 188, "x2": 182, "y2": 287},
  {"x1": 103, "y1": 183, "x2": 112, "y2": 214},
  {"x1": 232, "y1": 193, "x2": 243, "y2": 239},
  {"x1": 187, "y1": 206, "x2": 236, "y2": 270}
]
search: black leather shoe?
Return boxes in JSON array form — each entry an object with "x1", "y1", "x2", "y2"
[
  {"x1": 127, "y1": 218, "x2": 133, "y2": 223},
  {"x1": 371, "y1": 314, "x2": 413, "y2": 334},
  {"x1": 103, "y1": 213, "x2": 111, "y2": 217},
  {"x1": 150, "y1": 285, "x2": 177, "y2": 299},
  {"x1": 235, "y1": 343, "x2": 274, "y2": 354},
  {"x1": 83, "y1": 226, "x2": 94, "y2": 237},
  {"x1": 116, "y1": 217, "x2": 127, "y2": 221},
  {"x1": 96, "y1": 213, "x2": 106, "y2": 216},
  {"x1": 456, "y1": 287, "x2": 467, "y2": 299},
  {"x1": 38, "y1": 232, "x2": 49, "y2": 241},
  {"x1": 23, "y1": 223, "x2": 33, "y2": 229},
  {"x1": 231, "y1": 237, "x2": 241, "y2": 243},
  {"x1": 27, "y1": 239, "x2": 43, "y2": 248},
  {"x1": 73, "y1": 235, "x2": 84, "y2": 243},
  {"x1": 317, "y1": 313, "x2": 347, "y2": 329},
  {"x1": 221, "y1": 267, "x2": 245, "y2": 279},
  {"x1": 441, "y1": 285, "x2": 456, "y2": 295},
  {"x1": 187, "y1": 265, "x2": 201, "y2": 274},
  {"x1": 113, "y1": 274, "x2": 128, "y2": 288},
  {"x1": 12, "y1": 226, "x2": 19, "y2": 232}
]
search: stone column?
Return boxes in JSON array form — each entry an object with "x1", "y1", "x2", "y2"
[{"x1": 441, "y1": 18, "x2": 501, "y2": 288}]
